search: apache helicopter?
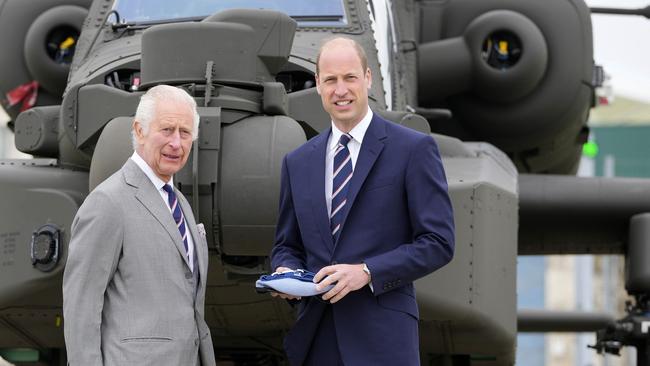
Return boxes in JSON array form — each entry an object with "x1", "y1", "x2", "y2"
[{"x1": 1, "y1": 0, "x2": 650, "y2": 364}]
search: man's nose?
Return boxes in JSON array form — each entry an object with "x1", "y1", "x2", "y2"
[
  {"x1": 168, "y1": 130, "x2": 181, "y2": 148},
  {"x1": 334, "y1": 79, "x2": 347, "y2": 96}
]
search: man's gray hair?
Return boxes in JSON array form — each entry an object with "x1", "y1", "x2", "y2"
[{"x1": 131, "y1": 85, "x2": 200, "y2": 149}]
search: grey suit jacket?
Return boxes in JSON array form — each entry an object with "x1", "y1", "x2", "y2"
[{"x1": 63, "y1": 159, "x2": 216, "y2": 366}]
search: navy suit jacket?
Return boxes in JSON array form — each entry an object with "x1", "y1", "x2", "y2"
[{"x1": 271, "y1": 114, "x2": 455, "y2": 365}]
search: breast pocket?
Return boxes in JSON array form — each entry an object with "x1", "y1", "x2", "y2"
[
  {"x1": 364, "y1": 175, "x2": 396, "y2": 192},
  {"x1": 121, "y1": 336, "x2": 173, "y2": 343}
]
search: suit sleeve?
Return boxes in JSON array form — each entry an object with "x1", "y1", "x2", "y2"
[
  {"x1": 270, "y1": 156, "x2": 306, "y2": 271},
  {"x1": 364, "y1": 135, "x2": 455, "y2": 296},
  {"x1": 63, "y1": 190, "x2": 123, "y2": 366}
]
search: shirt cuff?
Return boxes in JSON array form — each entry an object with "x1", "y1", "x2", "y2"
[{"x1": 362, "y1": 263, "x2": 374, "y2": 293}]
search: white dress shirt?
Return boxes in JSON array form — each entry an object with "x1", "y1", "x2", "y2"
[
  {"x1": 325, "y1": 108, "x2": 373, "y2": 216},
  {"x1": 131, "y1": 151, "x2": 195, "y2": 272}
]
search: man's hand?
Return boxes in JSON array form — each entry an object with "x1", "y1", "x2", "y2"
[
  {"x1": 314, "y1": 264, "x2": 371, "y2": 304},
  {"x1": 274, "y1": 266, "x2": 294, "y2": 274},
  {"x1": 270, "y1": 266, "x2": 301, "y2": 300}
]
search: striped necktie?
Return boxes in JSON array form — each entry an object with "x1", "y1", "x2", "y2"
[
  {"x1": 330, "y1": 133, "x2": 353, "y2": 241},
  {"x1": 162, "y1": 184, "x2": 189, "y2": 257}
]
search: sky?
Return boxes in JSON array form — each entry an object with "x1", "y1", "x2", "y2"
[{"x1": 585, "y1": 0, "x2": 650, "y2": 103}]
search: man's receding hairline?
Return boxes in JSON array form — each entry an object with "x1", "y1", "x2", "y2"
[{"x1": 316, "y1": 37, "x2": 368, "y2": 75}]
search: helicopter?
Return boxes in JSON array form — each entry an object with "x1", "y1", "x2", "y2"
[{"x1": 1, "y1": 0, "x2": 650, "y2": 365}]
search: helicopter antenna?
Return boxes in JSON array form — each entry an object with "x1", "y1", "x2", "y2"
[{"x1": 590, "y1": 5, "x2": 650, "y2": 19}]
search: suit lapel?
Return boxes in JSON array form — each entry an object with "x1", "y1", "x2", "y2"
[
  {"x1": 123, "y1": 160, "x2": 192, "y2": 270},
  {"x1": 309, "y1": 129, "x2": 335, "y2": 251},
  {"x1": 335, "y1": 116, "x2": 387, "y2": 246}
]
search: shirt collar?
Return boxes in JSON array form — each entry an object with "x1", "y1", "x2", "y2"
[
  {"x1": 130, "y1": 151, "x2": 173, "y2": 191},
  {"x1": 329, "y1": 107, "x2": 373, "y2": 151}
]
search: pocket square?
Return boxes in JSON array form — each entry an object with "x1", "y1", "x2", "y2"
[
  {"x1": 196, "y1": 223, "x2": 206, "y2": 238},
  {"x1": 255, "y1": 269, "x2": 334, "y2": 297}
]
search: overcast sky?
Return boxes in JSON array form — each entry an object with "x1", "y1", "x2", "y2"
[{"x1": 585, "y1": 0, "x2": 650, "y2": 103}]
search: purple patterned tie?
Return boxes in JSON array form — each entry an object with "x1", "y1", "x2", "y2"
[
  {"x1": 163, "y1": 184, "x2": 189, "y2": 257},
  {"x1": 330, "y1": 134, "x2": 353, "y2": 242}
]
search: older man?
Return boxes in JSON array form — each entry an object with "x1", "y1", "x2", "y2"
[
  {"x1": 63, "y1": 85, "x2": 215, "y2": 366},
  {"x1": 271, "y1": 37, "x2": 455, "y2": 365}
]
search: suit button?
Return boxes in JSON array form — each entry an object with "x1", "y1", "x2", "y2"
[
  {"x1": 331, "y1": 261, "x2": 338, "y2": 265},
  {"x1": 185, "y1": 272, "x2": 192, "y2": 279}
]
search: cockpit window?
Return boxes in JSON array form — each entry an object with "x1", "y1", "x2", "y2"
[{"x1": 111, "y1": 0, "x2": 347, "y2": 26}]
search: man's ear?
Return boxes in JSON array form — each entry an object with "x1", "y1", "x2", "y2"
[
  {"x1": 365, "y1": 68, "x2": 372, "y2": 89},
  {"x1": 133, "y1": 121, "x2": 144, "y2": 144},
  {"x1": 315, "y1": 74, "x2": 322, "y2": 95}
]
